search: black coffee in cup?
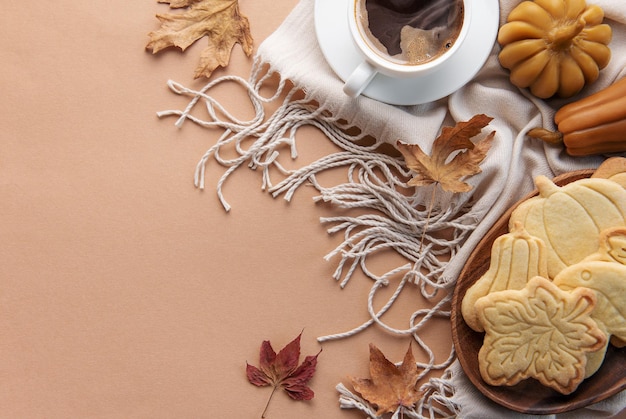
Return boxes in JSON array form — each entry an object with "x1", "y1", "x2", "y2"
[{"x1": 355, "y1": 0, "x2": 464, "y2": 65}]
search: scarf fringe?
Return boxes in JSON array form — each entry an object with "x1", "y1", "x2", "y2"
[
  {"x1": 337, "y1": 371, "x2": 460, "y2": 419},
  {"x1": 158, "y1": 58, "x2": 481, "y2": 417}
]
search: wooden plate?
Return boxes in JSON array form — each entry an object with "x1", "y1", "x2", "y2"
[{"x1": 451, "y1": 169, "x2": 626, "y2": 414}]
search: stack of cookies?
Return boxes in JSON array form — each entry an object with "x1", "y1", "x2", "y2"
[{"x1": 461, "y1": 157, "x2": 626, "y2": 395}]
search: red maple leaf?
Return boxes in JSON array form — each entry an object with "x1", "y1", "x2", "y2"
[{"x1": 246, "y1": 332, "x2": 321, "y2": 418}]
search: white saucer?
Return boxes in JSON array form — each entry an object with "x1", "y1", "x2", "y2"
[{"x1": 314, "y1": 0, "x2": 500, "y2": 106}]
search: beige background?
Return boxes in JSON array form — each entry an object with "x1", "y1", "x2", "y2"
[{"x1": 0, "y1": 1, "x2": 452, "y2": 418}]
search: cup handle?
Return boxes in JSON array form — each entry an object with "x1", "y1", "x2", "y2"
[{"x1": 343, "y1": 61, "x2": 377, "y2": 98}]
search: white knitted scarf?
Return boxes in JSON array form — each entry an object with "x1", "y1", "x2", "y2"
[{"x1": 158, "y1": 0, "x2": 626, "y2": 417}]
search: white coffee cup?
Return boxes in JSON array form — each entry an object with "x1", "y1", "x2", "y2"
[{"x1": 343, "y1": 0, "x2": 472, "y2": 98}]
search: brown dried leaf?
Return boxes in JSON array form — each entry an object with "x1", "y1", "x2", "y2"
[
  {"x1": 397, "y1": 114, "x2": 495, "y2": 193},
  {"x1": 350, "y1": 343, "x2": 421, "y2": 416},
  {"x1": 146, "y1": 0, "x2": 254, "y2": 79},
  {"x1": 158, "y1": 0, "x2": 202, "y2": 8}
]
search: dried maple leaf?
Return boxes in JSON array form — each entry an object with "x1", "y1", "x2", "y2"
[
  {"x1": 246, "y1": 332, "x2": 321, "y2": 418},
  {"x1": 159, "y1": 0, "x2": 202, "y2": 8},
  {"x1": 350, "y1": 343, "x2": 421, "y2": 416},
  {"x1": 146, "y1": 0, "x2": 254, "y2": 79},
  {"x1": 396, "y1": 114, "x2": 495, "y2": 193},
  {"x1": 476, "y1": 277, "x2": 606, "y2": 394}
]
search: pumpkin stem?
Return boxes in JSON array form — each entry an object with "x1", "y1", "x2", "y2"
[
  {"x1": 511, "y1": 221, "x2": 532, "y2": 239},
  {"x1": 528, "y1": 128, "x2": 564, "y2": 145},
  {"x1": 547, "y1": 19, "x2": 585, "y2": 50},
  {"x1": 535, "y1": 175, "x2": 560, "y2": 197}
]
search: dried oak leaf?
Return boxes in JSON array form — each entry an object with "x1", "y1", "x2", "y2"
[
  {"x1": 476, "y1": 277, "x2": 606, "y2": 394},
  {"x1": 246, "y1": 332, "x2": 321, "y2": 418},
  {"x1": 146, "y1": 0, "x2": 253, "y2": 79},
  {"x1": 350, "y1": 343, "x2": 421, "y2": 416},
  {"x1": 396, "y1": 114, "x2": 495, "y2": 193}
]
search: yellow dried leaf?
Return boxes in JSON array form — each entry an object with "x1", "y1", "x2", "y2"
[
  {"x1": 397, "y1": 114, "x2": 495, "y2": 193},
  {"x1": 146, "y1": 0, "x2": 254, "y2": 79}
]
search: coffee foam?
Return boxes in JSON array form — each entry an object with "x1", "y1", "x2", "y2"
[{"x1": 356, "y1": 0, "x2": 464, "y2": 66}]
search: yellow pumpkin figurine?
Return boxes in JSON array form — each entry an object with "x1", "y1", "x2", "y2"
[{"x1": 498, "y1": 0, "x2": 612, "y2": 98}]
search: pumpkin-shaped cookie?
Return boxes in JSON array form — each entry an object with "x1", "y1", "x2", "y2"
[
  {"x1": 509, "y1": 176, "x2": 626, "y2": 279},
  {"x1": 592, "y1": 156, "x2": 626, "y2": 189},
  {"x1": 554, "y1": 260, "x2": 626, "y2": 373},
  {"x1": 554, "y1": 227, "x2": 626, "y2": 340},
  {"x1": 462, "y1": 222, "x2": 548, "y2": 332},
  {"x1": 498, "y1": 0, "x2": 612, "y2": 98}
]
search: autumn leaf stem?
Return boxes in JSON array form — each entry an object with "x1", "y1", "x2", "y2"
[
  {"x1": 419, "y1": 186, "x2": 437, "y2": 253},
  {"x1": 261, "y1": 386, "x2": 278, "y2": 418}
]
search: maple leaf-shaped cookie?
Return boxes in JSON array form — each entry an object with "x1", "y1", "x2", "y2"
[
  {"x1": 246, "y1": 332, "x2": 321, "y2": 417},
  {"x1": 476, "y1": 276, "x2": 606, "y2": 394},
  {"x1": 396, "y1": 114, "x2": 495, "y2": 193},
  {"x1": 146, "y1": 0, "x2": 253, "y2": 79},
  {"x1": 350, "y1": 343, "x2": 421, "y2": 416}
]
